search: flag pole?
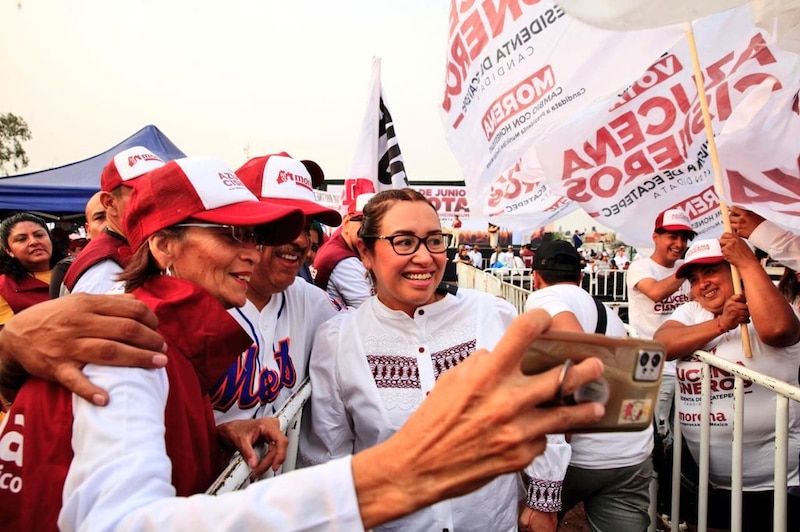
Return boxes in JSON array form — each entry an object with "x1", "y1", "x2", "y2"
[{"x1": 684, "y1": 21, "x2": 752, "y2": 358}]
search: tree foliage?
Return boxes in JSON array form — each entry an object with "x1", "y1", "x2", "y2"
[{"x1": 0, "y1": 113, "x2": 32, "y2": 176}]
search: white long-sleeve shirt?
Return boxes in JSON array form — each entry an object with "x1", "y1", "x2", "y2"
[{"x1": 60, "y1": 363, "x2": 365, "y2": 531}]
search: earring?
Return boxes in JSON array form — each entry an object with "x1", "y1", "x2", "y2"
[{"x1": 165, "y1": 266, "x2": 173, "y2": 277}]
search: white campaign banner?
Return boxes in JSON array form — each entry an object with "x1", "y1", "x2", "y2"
[
  {"x1": 481, "y1": 158, "x2": 578, "y2": 231},
  {"x1": 536, "y1": 5, "x2": 800, "y2": 246},
  {"x1": 717, "y1": 79, "x2": 800, "y2": 230},
  {"x1": 440, "y1": 0, "x2": 684, "y2": 221}
]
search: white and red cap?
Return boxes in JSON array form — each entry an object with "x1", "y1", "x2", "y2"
[
  {"x1": 100, "y1": 146, "x2": 165, "y2": 192},
  {"x1": 124, "y1": 157, "x2": 304, "y2": 251},
  {"x1": 236, "y1": 153, "x2": 341, "y2": 227},
  {"x1": 654, "y1": 208, "x2": 696, "y2": 236},
  {"x1": 676, "y1": 239, "x2": 725, "y2": 278},
  {"x1": 348, "y1": 192, "x2": 376, "y2": 217}
]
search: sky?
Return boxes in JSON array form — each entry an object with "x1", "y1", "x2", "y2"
[{"x1": 1, "y1": 0, "x2": 600, "y2": 233}]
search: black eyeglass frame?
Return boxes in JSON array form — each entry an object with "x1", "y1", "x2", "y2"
[{"x1": 361, "y1": 232, "x2": 450, "y2": 256}]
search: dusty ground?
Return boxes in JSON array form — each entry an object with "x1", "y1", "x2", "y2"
[{"x1": 559, "y1": 503, "x2": 590, "y2": 532}]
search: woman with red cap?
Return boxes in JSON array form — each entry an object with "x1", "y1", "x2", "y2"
[{"x1": 0, "y1": 157, "x2": 305, "y2": 530}]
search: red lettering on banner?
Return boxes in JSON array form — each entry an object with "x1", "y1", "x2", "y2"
[
  {"x1": 726, "y1": 156, "x2": 800, "y2": 214},
  {"x1": 612, "y1": 54, "x2": 683, "y2": 111},
  {"x1": 481, "y1": 65, "x2": 555, "y2": 139},
  {"x1": 487, "y1": 162, "x2": 536, "y2": 207},
  {"x1": 560, "y1": 35, "x2": 783, "y2": 203},
  {"x1": 443, "y1": 0, "x2": 543, "y2": 113},
  {"x1": 668, "y1": 186, "x2": 719, "y2": 219}
]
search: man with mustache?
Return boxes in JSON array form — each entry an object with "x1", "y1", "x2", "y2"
[{"x1": 208, "y1": 153, "x2": 343, "y2": 467}]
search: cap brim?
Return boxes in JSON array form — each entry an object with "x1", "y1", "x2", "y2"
[
  {"x1": 192, "y1": 201, "x2": 305, "y2": 246},
  {"x1": 264, "y1": 197, "x2": 342, "y2": 227},
  {"x1": 675, "y1": 256, "x2": 725, "y2": 278},
  {"x1": 660, "y1": 224, "x2": 697, "y2": 236}
]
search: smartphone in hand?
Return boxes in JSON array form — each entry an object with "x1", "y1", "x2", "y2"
[{"x1": 522, "y1": 330, "x2": 666, "y2": 432}]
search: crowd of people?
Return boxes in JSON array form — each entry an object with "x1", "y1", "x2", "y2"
[
  {"x1": 2, "y1": 145, "x2": 800, "y2": 531},
  {"x1": 0, "y1": 148, "x2": 608, "y2": 531}
]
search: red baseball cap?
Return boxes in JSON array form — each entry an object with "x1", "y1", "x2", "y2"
[
  {"x1": 236, "y1": 153, "x2": 342, "y2": 227},
  {"x1": 100, "y1": 146, "x2": 165, "y2": 192},
  {"x1": 654, "y1": 208, "x2": 696, "y2": 236},
  {"x1": 124, "y1": 157, "x2": 304, "y2": 251}
]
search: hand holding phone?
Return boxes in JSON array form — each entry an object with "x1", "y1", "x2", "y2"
[{"x1": 521, "y1": 330, "x2": 666, "y2": 432}]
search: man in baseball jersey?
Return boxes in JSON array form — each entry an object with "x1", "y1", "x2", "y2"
[
  {"x1": 313, "y1": 192, "x2": 374, "y2": 308},
  {"x1": 60, "y1": 146, "x2": 165, "y2": 295},
  {"x1": 210, "y1": 153, "x2": 343, "y2": 436}
]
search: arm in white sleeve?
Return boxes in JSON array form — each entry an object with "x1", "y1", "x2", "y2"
[
  {"x1": 749, "y1": 220, "x2": 800, "y2": 271},
  {"x1": 60, "y1": 364, "x2": 364, "y2": 531},
  {"x1": 298, "y1": 314, "x2": 357, "y2": 466},
  {"x1": 329, "y1": 258, "x2": 372, "y2": 308},
  {"x1": 522, "y1": 434, "x2": 571, "y2": 511}
]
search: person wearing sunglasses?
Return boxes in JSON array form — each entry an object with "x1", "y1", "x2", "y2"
[
  {"x1": 300, "y1": 188, "x2": 523, "y2": 531},
  {"x1": 0, "y1": 157, "x2": 306, "y2": 530},
  {"x1": 208, "y1": 154, "x2": 343, "y2": 465}
]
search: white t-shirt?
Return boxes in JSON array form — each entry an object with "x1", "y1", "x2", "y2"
[
  {"x1": 525, "y1": 284, "x2": 653, "y2": 470},
  {"x1": 70, "y1": 260, "x2": 125, "y2": 295},
  {"x1": 301, "y1": 289, "x2": 520, "y2": 532},
  {"x1": 469, "y1": 250, "x2": 483, "y2": 268},
  {"x1": 213, "y1": 280, "x2": 341, "y2": 424},
  {"x1": 626, "y1": 256, "x2": 692, "y2": 377},
  {"x1": 327, "y1": 256, "x2": 372, "y2": 308},
  {"x1": 669, "y1": 301, "x2": 800, "y2": 490}
]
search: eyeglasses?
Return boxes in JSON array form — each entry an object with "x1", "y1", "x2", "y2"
[
  {"x1": 174, "y1": 223, "x2": 269, "y2": 249},
  {"x1": 362, "y1": 232, "x2": 449, "y2": 256}
]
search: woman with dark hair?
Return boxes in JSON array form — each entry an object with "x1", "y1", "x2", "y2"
[
  {"x1": 301, "y1": 188, "x2": 523, "y2": 531},
  {"x1": 0, "y1": 212, "x2": 67, "y2": 325}
]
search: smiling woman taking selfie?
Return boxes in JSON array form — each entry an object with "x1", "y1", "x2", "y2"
[
  {"x1": 300, "y1": 188, "x2": 523, "y2": 531},
  {"x1": 0, "y1": 213, "x2": 67, "y2": 326}
]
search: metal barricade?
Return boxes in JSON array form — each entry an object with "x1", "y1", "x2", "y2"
[
  {"x1": 667, "y1": 352, "x2": 800, "y2": 532},
  {"x1": 207, "y1": 378, "x2": 311, "y2": 495}
]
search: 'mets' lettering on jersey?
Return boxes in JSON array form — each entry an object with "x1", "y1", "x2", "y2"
[{"x1": 210, "y1": 338, "x2": 297, "y2": 411}]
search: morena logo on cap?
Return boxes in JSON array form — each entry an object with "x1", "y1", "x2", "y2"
[
  {"x1": 126, "y1": 152, "x2": 163, "y2": 168},
  {"x1": 276, "y1": 169, "x2": 313, "y2": 192},
  {"x1": 686, "y1": 242, "x2": 711, "y2": 259}
]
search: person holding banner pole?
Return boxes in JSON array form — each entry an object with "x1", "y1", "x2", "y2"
[
  {"x1": 654, "y1": 234, "x2": 800, "y2": 531},
  {"x1": 729, "y1": 206, "x2": 800, "y2": 271}
]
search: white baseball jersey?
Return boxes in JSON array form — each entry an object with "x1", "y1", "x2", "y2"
[{"x1": 211, "y1": 280, "x2": 341, "y2": 424}]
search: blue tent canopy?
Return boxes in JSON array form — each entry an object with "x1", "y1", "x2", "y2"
[{"x1": 0, "y1": 125, "x2": 185, "y2": 216}]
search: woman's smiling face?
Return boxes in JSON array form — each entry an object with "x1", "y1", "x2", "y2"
[
  {"x1": 360, "y1": 201, "x2": 447, "y2": 317},
  {"x1": 686, "y1": 261, "x2": 733, "y2": 315}
]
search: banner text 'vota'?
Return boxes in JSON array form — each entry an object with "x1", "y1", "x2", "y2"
[{"x1": 558, "y1": 34, "x2": 779, "y2": 204}]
